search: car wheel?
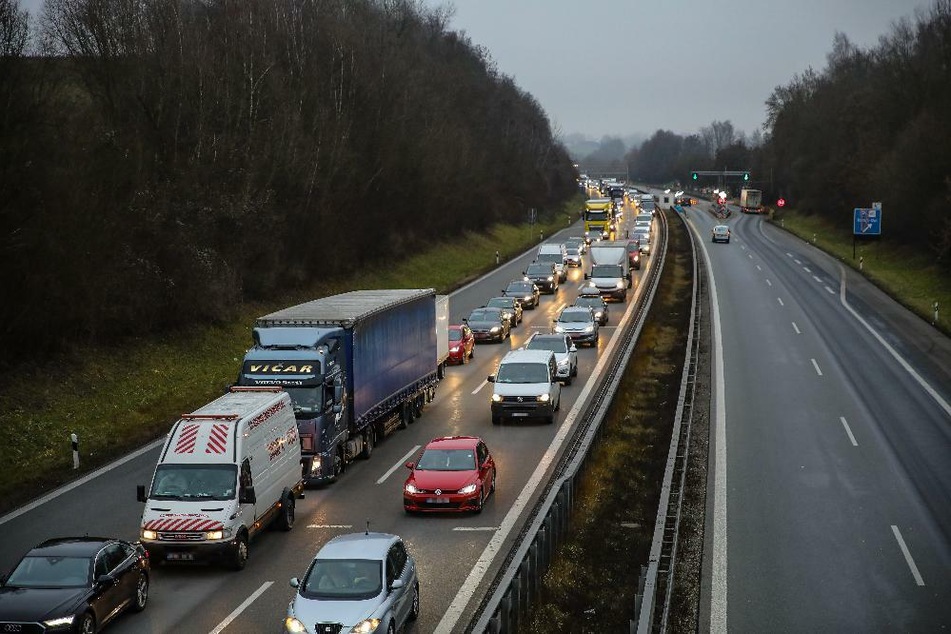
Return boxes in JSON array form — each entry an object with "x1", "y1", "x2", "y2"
[
  {"x1": 409, "y1": 581, "x2": 420, "y2": 621},
  {"x1": 78, "y1": 612, "x2": 96, "y2": 634},
  {"x1": 361, "y1": 429, "x2": 374, "y2": 459},
  {"x1": 545, "y1": 414, "x2": 555, "y2": 425},
  {"x1": 474, "y1": 486, "x2": 484, "y2": 514},
  {"x1": 564, "y1": 376, "x2": 572, "y2": 386},
  {"x1": 555, "y1": 394, "x2": 561, "y2": 411},
  {"x1": 132, "y1": 572, "x2": 149, "y2": 611},
  {"x1": 276, "y1": 494, "x2": 295, "y2": 531},
  {"x1": 230, "y1": 534, "x2": 249, "y2": 571},
  {"x1": 571, "y1": 363, "x2": 578, "y2": 377},
  {"x1": 490, "y1": 470, "x2": 497, "y2": 493}
]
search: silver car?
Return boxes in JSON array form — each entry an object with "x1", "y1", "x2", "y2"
[
  {"x1": 285, "y1": 532, "x2": 419, "y2": 634},
  {"x1": 553, "y1": 306, "x2": 600, "y2": 347},
  {"x1": 523, "y1": 332, "x2": 578, "y2": 385}
]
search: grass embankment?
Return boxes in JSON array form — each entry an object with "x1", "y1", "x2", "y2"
[
  {"x1": 0, "y1": 206, "x2": 577, "y2": 514},
  {"x1": 771, "y1": 209, "x2": 951, "y2": 334},
  {"x1": 524, "y1": 210, "x2": 693, "y2": 630}
]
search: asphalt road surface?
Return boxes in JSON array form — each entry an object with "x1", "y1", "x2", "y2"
[
  {"x1": 686, "y1": 204, "x2": 951, "y2": 631},
  {"x1": 0, "y1": 199, "x2": 654, "y2": 633}
]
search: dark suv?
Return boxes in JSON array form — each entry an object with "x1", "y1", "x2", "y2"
[{"x1": 524, "y1": 262, "x2": 559, "y2": 294}]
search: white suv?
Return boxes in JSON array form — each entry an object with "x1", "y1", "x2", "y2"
[{"x1": 488, "y1": 349, "x2": 562, "y2": 424}]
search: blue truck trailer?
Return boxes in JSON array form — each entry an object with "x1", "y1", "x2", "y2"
[{"x1": 238, "y1": 289, "x2": 440, "y2": 484}]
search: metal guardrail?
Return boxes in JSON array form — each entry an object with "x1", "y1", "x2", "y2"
[
  {"x1": 469, "y1": 209, "x2": 672, "y2": 633},
  {"x1": 633, "y1": 211, "x2": 702, "y2": 632}
]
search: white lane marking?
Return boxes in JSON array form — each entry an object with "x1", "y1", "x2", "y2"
[
  {"x1": 777, "y1": 297, "x2": 785, "y2": 306},
  {"x1": 839, "y1": 417, "x2": 858, "y2": 446},
  {"x1": 803, "y1": 267, "x2": 812, "y2": 273},
  {"x1": 208, "y1": 581, "x2": 273, "y2": 634},
  {"x1": 794, "y1": 259, "x2": 802, "y2": 265},
  {"x1": 825, "y1": 286, "x2": 835, "y2": 295},
  {"x1": 377, "y1": 445, "x2": 421, "y2": 484},
  {"x1": 812, "y1": 275, "x2": 823, "y2": 283},
  {"x1": 471, "y1": 379, "x2": 488, "y2": 395},
  {"x1": 756, "y1": 265, "x2": 762, "y2": 271},
  {"x1": 811, "y1": 359, "x2": 823, "y2": 376},
  {"x1": 0, "y1": 437, "x2": 165, "y2": 527},
  {"x1": 839, "y1": 265, "x2": 951, "y2": 418},
  {"x1": 435, "y1": 271, "x2": 641, "y2": 633},
  {"x1": 766, "y1": 279, "x2": 772, "y2": 287},
  {"x1": 452, "y1": 526, "x2": 499, "y2": 532},
  {"x1": 891, "y1": 525, "x2": 925, "y2": 586},
  {"x1": 307, "y1": 524, "x2": 353, "y2": 529},
  {"x1": 747, "y1": 254, "x2": 753, "y2": 259},
  {"x1": 786, "y1": 252, "x2": 793, "y2": 258},
  {"x1": 792, "y1": 322, "x2": 801, "y2": 334}
]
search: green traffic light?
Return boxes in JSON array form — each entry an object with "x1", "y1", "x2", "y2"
[
  {"x1": 743, "y1": 172, "x2": 750, "y2": 181},
  {"x1": 692, "y1": 172, "x2": 698, "y2": 180}
]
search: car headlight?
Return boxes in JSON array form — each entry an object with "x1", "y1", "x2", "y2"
[
  {"x1": 557, "y1": 358, "x2": 569, "y2": 367},
  {"x1": 350, "y1": 619, "x2": 381, "y2": 634},
  {"x1": 547, "y1": 276, "x2": 553, "y2": 281},
  {"x1": 595, "y1": 311, "x2": 603, "y2": 319},
  {"x1": 450, "y1": 345, "x2": 460, "y2": 352},
  {"x1": 490, "y1": 326, "x2": 501, "y2": 333},
  {"x1": 459, "y1": 483, "x2": 478, "y2": 495},
  {"x1": 584, "y1": 325, "x2": 594, "y2": 333},
  {"x1": 142, "y1": 529, "x2": 157, "y2": 540},
  {"x1": 524, "y1": 295, "x2": 533, "y2": 302},
  {"x1": 205, "y1": 528, "x2": 233, "y2": 540},
  {"x1": 537, "y1": 394, "x2": 550, "y2": 402},
  {"x1": 405, "y1": 482, "x2": 420, "y2": 494},
  {"x1": 310, "y1": 456, "x2": 322, "y2": 473},
  {"x1": 284, "y1": 617, "x2": 307, "y2": 633},
  {"x1": 616, "y1": 281, "x2": 624, "y2": 288},
  {"x1": 491, "y1": 393, "x2": 503, "y2": 402},
  {"x1": 43, "y1": 616, "x2": 75, "y2": 629},
  {"x1": 554, "y1": 325, "x2": 565, "y2": 333}
]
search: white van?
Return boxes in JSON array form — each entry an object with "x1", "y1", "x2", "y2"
[
  {"x1": 137, "y1": 386, "x2": 304, "y2": 570},
  {"x1": 487, "y1": 349, "x2": 562, "y2": 425}
]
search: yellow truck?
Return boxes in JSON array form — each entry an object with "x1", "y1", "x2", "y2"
[{"x1": 583, "y1": 198, "x2": 615, "y2": 243}]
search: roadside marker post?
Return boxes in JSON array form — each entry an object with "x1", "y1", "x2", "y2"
[{"x1": 71, "y1": 433, "x2": 79, "y2": 469}]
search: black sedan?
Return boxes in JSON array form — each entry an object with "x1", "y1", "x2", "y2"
[
  {"x1": 464, "y1": 307, "x2": 511, "y2": 343},
  {"x1": 0, "y1": 537, "x2": 149, "y2": 633},
  {"x1": 502, "y1": 280, "x2": 541, "y2": 310},
  {"x1": 484, "y1": 296, "x2": 523, "y2": 328}
]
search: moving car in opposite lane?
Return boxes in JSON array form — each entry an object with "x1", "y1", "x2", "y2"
[{"x1": 712, "y1": 225, "x2": 731, "y2": 243}]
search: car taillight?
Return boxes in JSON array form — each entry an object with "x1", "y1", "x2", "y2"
[{"x1": 300, "y1": 435, "x2": 314, "y2": 451}]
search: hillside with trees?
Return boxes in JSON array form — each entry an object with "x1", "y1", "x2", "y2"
[
  {"x1": 624, "y1": 0, "x2": 951, "y2": 268},
  {"x1": 0, "y1": 0, "x2": 577, "y2": 363}
]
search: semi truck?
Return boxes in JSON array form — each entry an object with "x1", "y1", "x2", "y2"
[
  {"x1": 583, "y1": 198, "x2": 615, "y2": 243},
  {"x1": 740, "y1": 188, "x2": 763, "y2": 214},
  {"x1": 585, "y1": 241, "x2": 631, "y2": 301},
  {"x1": 237, "y1": 289, "x2": 444, "y2": 485}
]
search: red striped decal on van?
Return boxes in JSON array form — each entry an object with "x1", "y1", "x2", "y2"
[
  {"x1": 206, "y1": 423, "x2": 229, "y2": 454},
  {"x1": 174, "y1": 424, "x2": 200, "y2": 454},
  {"x1": 143, "y1": 517, "x2": 224, "y2": 532}
]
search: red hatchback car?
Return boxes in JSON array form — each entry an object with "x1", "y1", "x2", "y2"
[
  {"x1": 448, "y1": 324, "x2": 475, "y2": 364},
  {"x1": 403, "y1": 436, "x2": 496, "y2": 513}
]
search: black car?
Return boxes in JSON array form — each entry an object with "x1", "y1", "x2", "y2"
[
  {"x1": 0, "y1": 537, "x2": 149, "y2": 634},
  {"x1": 502, "y1": 280, "x2": 541, "y2": 309},
  {"x1": 484, "y1": 296, "x2": 523, "y2": 327},
  {"x1": 523, "y1": 262, "x2": 559, "y2": 294},
  {"x1": 573, "y1": 293, "x2": 610, "y2": 326},
  {"x1": 464, "y1": 307, "x2": 511, "y2": 343}
]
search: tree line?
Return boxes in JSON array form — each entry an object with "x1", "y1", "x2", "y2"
[
  {"x1": 0, "y1": 0, "x2": 577, "y2": 363},
  {"x1": 621, "y1": 0, "x2": 951, "y2": 267}
]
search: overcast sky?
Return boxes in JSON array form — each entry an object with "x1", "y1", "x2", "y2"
[{"x1": 419, "y1": 0, "x2": 931, "y2": 140}]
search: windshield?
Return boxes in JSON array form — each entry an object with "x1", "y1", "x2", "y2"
[
  {"x1": 574, "y1": 298, "x2": 602, "y2": 309},
  {"x1": 536, "y1": 253, "x2": 561, "y2": 264},
  {"x1": 303, "y1": 559, "x2": 382, "y2": 600},
  {"x1": 7, "y1": 556, "x2": 90, "y2": 588},
  {"x1": 585, "y1": 210, "x2": 609, "y2": 221},
  {"x1": 526, "y1": 264, "x2": 552, "y2": 276},
  {"x1": 505, "y1": 283, "x2": 530, "y2": 295},
  {"x1": 416, "y1": 448, "x2": 476, "y2": 471},
  {"x1": 496, "y1": 362, "x2": 550, "y2": 384},
  {"x1": 284, "y1": 386, "x2": 322, "y2": 414},
  {"x1": 559, "y1": 310, "x2": 592, "y2": 323},
  {"x1": 150, "y1": 464, "x2": 238, "y2": 500},
  {"x1": 591, "y1": 264, "x2": 623, "y2": 277},
  {"x1": 564, "y1": 239, "x2": 582, "y2": 248},
  {"x1": 485, "y1": 298, "x2": 510, "y2": 309},
  {"x1": 526, "y1": 338, "x2": 567, "y2": 353},
  {"x1": 641, "y1": 201, "x2": 655, "y2": 211},
  {"x1": 449, "y1": 329, "x2": 463, "y2": 342},
  {"x1": 633, "y1": 233, "x2": 650, "y2": 243},
  {"x1": 566, "y1": 248, "x2": 580, "y2": 256},
  {"x1": 468, "y1": 309, "x2": 499, "y2": 322}
]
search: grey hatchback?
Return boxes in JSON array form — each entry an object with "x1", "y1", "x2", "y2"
[{"x1": 284, "y1": 532, "x2": 419, "y2": 634}]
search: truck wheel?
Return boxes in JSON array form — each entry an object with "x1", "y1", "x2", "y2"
[
  {"x1": 437, "y1": 362, "x2": 445, "y2": 380},
  {"x1": 399, "y1": 403, "x2": 412, "y2": 430},
  {"x1": 361, "y1": 430, "x2": 374, "y2": 459},
  {"x1": 230, "y1": 534, "x2": 249, "y2": 571},
  {"x1": 414, "y1": 394, "x2": 425, "y2": 418},
  {"x1": 276, "y1": 494, "x2": 295, "y2": 531}
]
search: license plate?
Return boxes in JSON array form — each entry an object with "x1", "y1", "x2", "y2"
[
  {"x1": 512, "y1": 412, "x2": 528, "y2": 417},
  {"x1": 427, "y1": 498, "x2": 450, "y2": 504},
  {"x1": 167, "y1": 552, "x2": 194, "y2": 561}
]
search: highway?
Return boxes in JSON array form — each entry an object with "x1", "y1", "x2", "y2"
[
  {"x1": 0, "y1": 198, "x2": 655, "y2": 633},
  {"x1": 685, "y1": 204, "x2": 951, "y2": 631}
]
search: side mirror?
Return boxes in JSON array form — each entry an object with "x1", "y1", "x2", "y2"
[
  {"x1": 96, "y1": 574, "x2": 115, "y2": 587},
  {"x1": 289, "y1": 577, "x2": 300, "y2": 588},
  {"x1": 405, "y1": 462, "x2": 415, "y2": 470},
  {"x1": 390, "y1": 579, "x2": 405, "y2": 592},
  {"x1": 570, "y1": 345, "x2": 577, "y2": 353},
  {"x1": 584, "y1": 273, "x2": 590, "y2": 279},
  {"x1": 487, "y1": 375, "x2": 496, "y2": 383},
  {"x1": 136, "y1": 485, "x2": 147, "y2": 502},
  {"x1": 239, "y1": 486, "x2": 257, "y2": 505}
]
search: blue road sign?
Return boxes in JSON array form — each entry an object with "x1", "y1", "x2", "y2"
[{"x1": 853, "y1": 208, "x2": 882, "y2": 236}]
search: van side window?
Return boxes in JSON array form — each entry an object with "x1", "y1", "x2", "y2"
[{"x1": 240, "y1": 458, "x2": 253, "y2": 488}]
